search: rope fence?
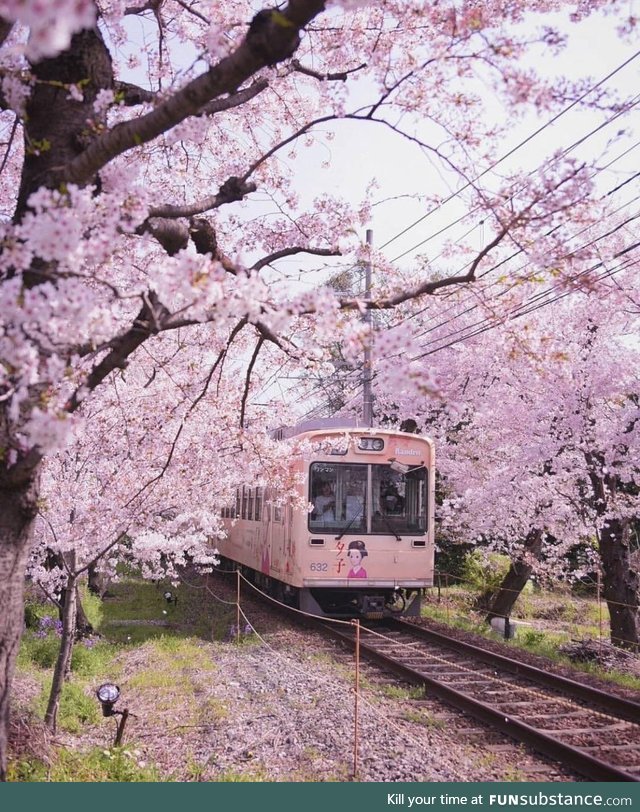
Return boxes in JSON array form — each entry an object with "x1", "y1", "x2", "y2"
[{"x1": 177, "y1": 567, "x2": 639, "y2": 780}]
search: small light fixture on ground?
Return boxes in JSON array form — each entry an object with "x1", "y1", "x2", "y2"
[
  {"x1": 96, "y1": 682, "x2": 120, "y2": 716},
  {"x1": 96, "y1": 682, "x2": 130, "y2": 745},
  {"x1": 163, "y1": 590, "x2": 178, "y2": 606}
]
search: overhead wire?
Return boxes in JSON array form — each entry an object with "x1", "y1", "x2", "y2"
[{"x1": 377, "y1": 48, "x2": 640, "y2": 254}]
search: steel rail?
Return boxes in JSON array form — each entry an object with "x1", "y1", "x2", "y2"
[
  {"x1": 392, "y1": 618, "x2": 640, "y2": 724},
  {"x1": 317, "y1": 619, "x2": 640, "y2": 782}
]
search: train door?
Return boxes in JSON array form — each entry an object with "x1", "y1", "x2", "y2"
[{"x1": 269, "y1": 490, "x2": 287, "y2": 575}]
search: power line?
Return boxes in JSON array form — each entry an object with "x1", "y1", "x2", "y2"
[
  {"x1": 375, "y1": 49, "x2": 640, "y2": 262},
  {"x1": 387, "y1": 93, "x2": 640, "y2": 264}
]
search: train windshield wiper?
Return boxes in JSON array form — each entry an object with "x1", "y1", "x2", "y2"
[
  {"x1": 335, "y1": 508, "x2": 363, "y2": 540},
  {"x1": 378, "y1": 510, "x2": 401, "y2": 541}
]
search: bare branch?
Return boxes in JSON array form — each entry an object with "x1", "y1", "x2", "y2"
[
  {"x1": 239, "y1": 336, "x2": 265, "y2": 428},
  {"x1": 290, "y1": 59, "x2": 367, "y2": 82},
  {"x1": 252, "y1": 245, "x2": 341, "y2": 271}
]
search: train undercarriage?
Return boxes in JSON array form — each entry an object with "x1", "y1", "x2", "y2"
[{"x1": 225, "y1": 558, "x2": 422, "y2": 619}]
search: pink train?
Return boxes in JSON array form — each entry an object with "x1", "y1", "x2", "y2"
[{"x1": 218, "y1": 421, "x2": 435, "y2": 618}]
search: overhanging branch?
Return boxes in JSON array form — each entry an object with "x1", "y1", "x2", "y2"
[{"x1": 61, "y1": 1, "x2": 327, "y2": 186}]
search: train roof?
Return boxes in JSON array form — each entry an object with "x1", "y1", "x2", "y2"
[{"x1": 271, "y1": 418, "x2": 431, "y2": 443}]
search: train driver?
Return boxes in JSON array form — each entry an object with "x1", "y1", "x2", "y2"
[{"x1": 312, "y1": 481, "x2": 335, "y2": 522}]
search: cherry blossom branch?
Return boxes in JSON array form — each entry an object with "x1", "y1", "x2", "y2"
[
  {"x1": 61, "y1": 0, "x2": 328, "y2": 186},
  {"x1": 74, "y1": 531, "x2": 129, "y2": 577},
  {"x1": 251, "y1": 246, "x2": 341, "y2": 271},
  {"x1": 147, "y1": 176, "x2": 257, "y2": 220},
  {"x1": 290, "y1": 59, "x2": 367, "y2": 81},
  {"x1": 125, "y1": 319, "x2": 247, "y2": 505},
  {"x1": 64, "y1": 291, "x2": 170, "y2": 414},
  {"x1": 239, "y1": 336, "x2": 265, "y2": 429},
  {"x1": 172, "y1": 0, "x2": 209, "y2": 24}
]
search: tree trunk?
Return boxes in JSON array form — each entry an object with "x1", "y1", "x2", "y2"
[
  {"x1": 74, "y1": 586, "x2": 94, "y2": 639},
  {"x1": 87, "y1": 562, "x2": 110, "y2": 598},
  {"x1": 598, "y1": 518, "x2": 639, "y2": 651},
  {"x1": 44, "y1": 572, "x2": 77, "y2": 732},
  {"x1": 0, "y1": 476, "x2": 40, "y2": 781},
  {"x1": 585, "y1": 451, "x2": 639, "y2": 651},
  {"x1": 485, "y1": 528, "x2": 543, "y2": 623},
  {"x1": 59, "y1": 580, "x2": 93, "y2": 639}
]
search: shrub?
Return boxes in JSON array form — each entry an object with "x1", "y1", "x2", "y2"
[{"x1": 461, "y1": 551, "x2": 512, "y2": 593}]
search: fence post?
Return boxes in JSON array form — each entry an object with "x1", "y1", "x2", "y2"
[
  {"x1": 445, "y1": 572, "x2": 450, "y2": 623},
  {"x1": 352, "y1": 619, "x2": 360, "y2": 781},
  {"x1": 597, "y1": 570, "x2": 603, "y2": 647},
  {"x1": 236, "y1": 568, "x2": 241, "y2": 645}
]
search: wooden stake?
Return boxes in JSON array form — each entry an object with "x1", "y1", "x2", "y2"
[
  {"x1": 353, "y1": 619, "x2": 360, "y2": 781},
  {"x1": 236, "y1": 568, "x2": 241, "y2": 645}
]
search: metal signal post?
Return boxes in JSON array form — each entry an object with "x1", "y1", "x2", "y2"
[{"x1": 363, "y1": 229, "x2": 374, "y2": 428}]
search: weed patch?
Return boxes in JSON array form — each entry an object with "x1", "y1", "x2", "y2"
[{"x1": 9, "y1": 746, "x2": 162, "y2": 782}]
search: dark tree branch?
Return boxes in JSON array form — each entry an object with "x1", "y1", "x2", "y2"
[
  {"x1": 65, "y1": 291, "x2": 170, "y2": 413},
  {"x1": 239, "y1": 336, "x2": 265, "y2": 428},
  {"x1": 0, "y1": 16, "x2": 14, "y2": 48},
  {"x1": 61, "y1": 1, "x2": 327, "y2": 186},
  {"x1": 290, "y1": 59, "x2": 367, "y2": 81},
  {"x1": 140, "y1": 217, "x2": 190, "y2": 255},
  {"x1": 252, "y1": 246, "x2": 341, "y2": 271},
  {"x1": 199, "y1": 77, "x2": 269, "y2": 116},
  {"x1": 190, "y1": 217, "x2": 217, "y2": 256},
  {"x1": 114, "y1": 80, "x2": 156, "y2": 105},
  {"x1": 147, "y1": 175, "x2": 257, "y2": 219},
  {"x1": 124, "y1": 0, "x2": 163, "y2": 15}
]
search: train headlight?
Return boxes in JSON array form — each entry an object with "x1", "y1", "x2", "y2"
[{"x1": 358, "y1": 437, "x2": 384, "y2": 451}]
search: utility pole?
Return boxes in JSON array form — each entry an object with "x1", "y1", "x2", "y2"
[{"x1": 363, "y1": 228, "x2": 374, "y2": 427}]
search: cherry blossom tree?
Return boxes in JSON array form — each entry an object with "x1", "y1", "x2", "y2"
[
  {"x1": 0, "y1": 0, "x2": 635, "y2": 777},
  {"x1": 373, "y1": 269, "x2": 639, "y2": 647}
]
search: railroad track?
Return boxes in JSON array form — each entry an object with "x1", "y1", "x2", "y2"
[{"x1": 313, "y1": 616, "x2": 640, "y2": 782}]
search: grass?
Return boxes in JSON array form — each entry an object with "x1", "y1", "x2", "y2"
[
  {"x1": 380, "y1": 684, "x2": 425, "y2": 700},
  {"x1": 12, "y1": 575, "x2": 223, "y2": 781},
  {"x1": 422, "y1": 583, "x2": 640, "y2": 691},
  {"x1": 8, "y1": 746, "x2": 162, "y2": 782},
  {"x1": 401, "y1": 708, "x2": 447, "y2": 728}
]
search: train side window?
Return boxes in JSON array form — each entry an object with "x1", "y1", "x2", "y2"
[
  {"x1": 235, "y1": 488, "x2": 241, "y2": 518},
  {"x1": 248, "y1": 488, "x2": 254, "y2": 521},
  {"x1": 274, "y1": 493, "x2": 282, "y2": 523},
  {"x1": 255, "y1": 487, "x2": 263, "y2": 521},
  {"x1": 241, "y1": 487, "x2": 248, "y2": 520}
]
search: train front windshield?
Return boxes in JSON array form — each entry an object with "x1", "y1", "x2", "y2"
[{"x1": 309, "y1": 462, "x2": 428, "y2": 535}]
